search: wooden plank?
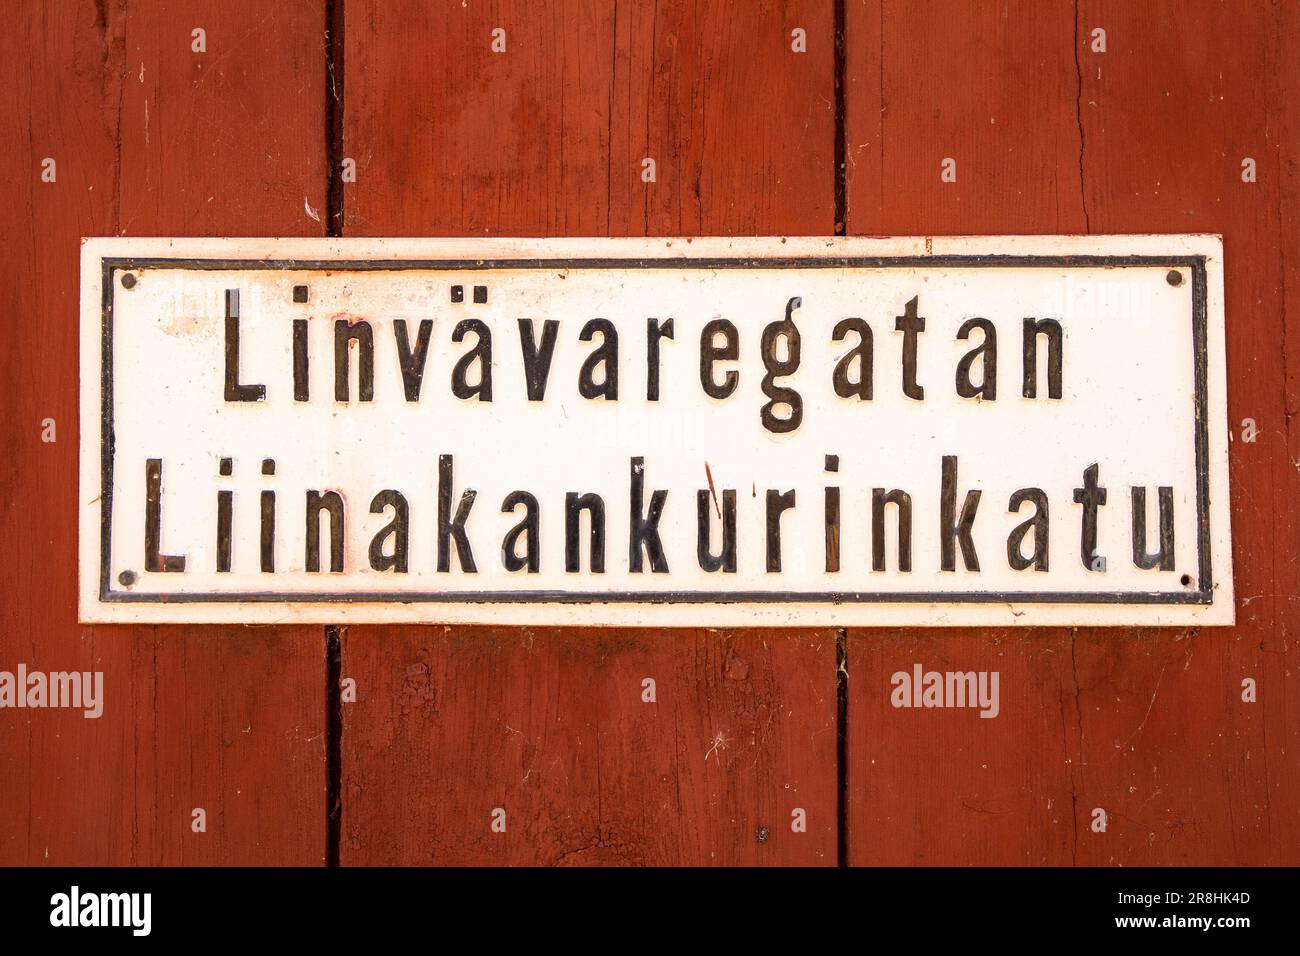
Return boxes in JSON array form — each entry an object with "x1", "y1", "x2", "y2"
[
  {"x1": 1276, "y1": 0, "x2": 1300, "y2": 863},
  {"x1": 843, "y1": 0, "x2": 1082, "y2": 867},
  {"x1": 845, "y1": 0, "x2": 1085, "y2": 235},
  {"x1": 339, "y1": 626, "x2": 833, "y2": 865},
  {"x1": 344, "y1": 0, "x2": 615, "y2": 236},
  {"x1": 0, "y1": 1, "x2": 328, "y2": 865},
  {"x1": 843, "y1": 0, "x2": 1299, "y2": 865},
  {"x1": 608, "y1": 0, "x2": 837, "y2": 236},
  {"x1": 338, "y1": 0, "x2": 840, "y2": 865},
  {"x1": 1065, "y1": 0, "x2": 1297, "y2": 866},
  {"x1": 844, "y1": 628, "x2": 1078, "y2": 865}
]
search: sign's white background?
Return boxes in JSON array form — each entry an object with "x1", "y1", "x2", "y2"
[{"x1": 80, "y1": 236, "x2": 1232, "y2": 625}]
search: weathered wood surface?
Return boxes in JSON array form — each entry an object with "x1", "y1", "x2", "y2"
[
  {"x1": 0, "y1": 1, "x2": 328, "y2": 865},
  {"x1": 338, "y1": 0, "x2": 841, "y2": 866},
  {"x1": 1, "y1": 0, "x2": 1295, "y2": 866},
  {"x1": 843, "y1": 0, "x2": 1298, "y2": 865}
]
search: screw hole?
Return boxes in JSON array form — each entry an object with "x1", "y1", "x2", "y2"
[{"x1": 1180, "y1": 574, "x2": 1192, "y2": 587}]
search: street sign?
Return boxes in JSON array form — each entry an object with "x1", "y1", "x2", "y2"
[{"x1": 79, "y1": 236, "x2": 1232, "y2": 625}]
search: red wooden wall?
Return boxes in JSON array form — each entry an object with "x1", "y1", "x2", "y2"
[{"x1": 1, "y1": 0, "x2": 1295, "y2": 867}]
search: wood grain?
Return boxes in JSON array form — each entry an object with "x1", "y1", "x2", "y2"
[
  {"x1": 846, "y1": 0, "x2": 1085, "y2": 236},
  {"x1": 1066, "y1": 0, "x2": 1298, "y2": 865},
  {"x1": 2, "y1": 0, "x2": 1295, "y2": 868},
  {"x1": 337, "y1": 0, "x2": 840, "y2": 865},
  {"x1": 1278, "y1": 0, "x2": 1300, "y2": 864},
  {"x1": 0, "y1": 0, "x2": 328, "y2": 865},
  {"x1": 843, "y1": 0, "x2": 1299, "y2": 865},
  {"x1": 340, "y1": 626, "x2": 833, "y2": 865}
]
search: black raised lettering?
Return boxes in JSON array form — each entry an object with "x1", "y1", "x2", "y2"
[
  {"x1": 369, "y1": 490, "x2": 409, "y2": 572},
  {"x1": 334, "y1": 319, "x2": 374, "y2": 402},
  {"x1": 872, "y1": 488, "x2": 912, "y2": 572},
  {"x1": 765, "y1": 488, "x2": 796, "y2": 571},
  {"x1": 832, "y1": 318, "x2": 873, "y2": 400},
  {"x1": 565, "y1": 492, "x2": 606, "y2": 572},
  {"x1": 1022, "y1": 317, "x2": 1063, "y2": 399},
  {"x1": 305, "y1": 490, "x2": 345, "y2": 573},
  {"x1": 224, "y1": 289, "x2": 265, "y2": 403},
  {"x1": 518, "y1": 318, "x2": 559, "y2": 401},
  {"x1": 760, "y1": 297, "x2": 803, "y2": 433},
  {"x1": 394, "y1": 319, "x2": 434, "y2": 402},
  {"x1": 1073, "y1": 463, "x2": 1107, "y2": 570},
  {"x1": 1007, "y1": 488, "x2": 1049, "y2": 571},
  {"x1": 955, "y1": 317, "x2": 997, "y2": 400},
  {"x1": 501, "y1": 491, "x2": 540, "y2": 572},
  {"x1": 451, "y1": 319, "x2": 493, "y2": 402},
  {"x1": 894, "y1": 295, "x2": 925, "y2": 400},
  {"x1": 940, "y1": 455, "x2": 981, "y2": 572},
  {"x1": 700, "y1": 319, "x2": 740, "y2": 399},
  {"x1": 646, "y1": 318, "x2": 674, "y2": 401},
  {"x1": 628, "y1": 456, "x2": 669, "y2": 573},
  {"x1": 579, "y1": 319, "x2": 618, "y2": 400},
  {"x1": 697, "y1": 489, "x2": 737, "y2": 573},
  {"x1": 1131, "y1": 486, "x2": 1175, "y2": 571},
  {"x1": 144, "y1": 459, "x2": 186, "y2": 573}
]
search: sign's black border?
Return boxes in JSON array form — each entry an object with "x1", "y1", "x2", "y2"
[{"x1": 97, "y1": 254, "x2": 1213, "y2": 606}]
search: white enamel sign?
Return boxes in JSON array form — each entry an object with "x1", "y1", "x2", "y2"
[{"x1": 79, "y1": 236, "x2": 1232, "y2": 626}]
